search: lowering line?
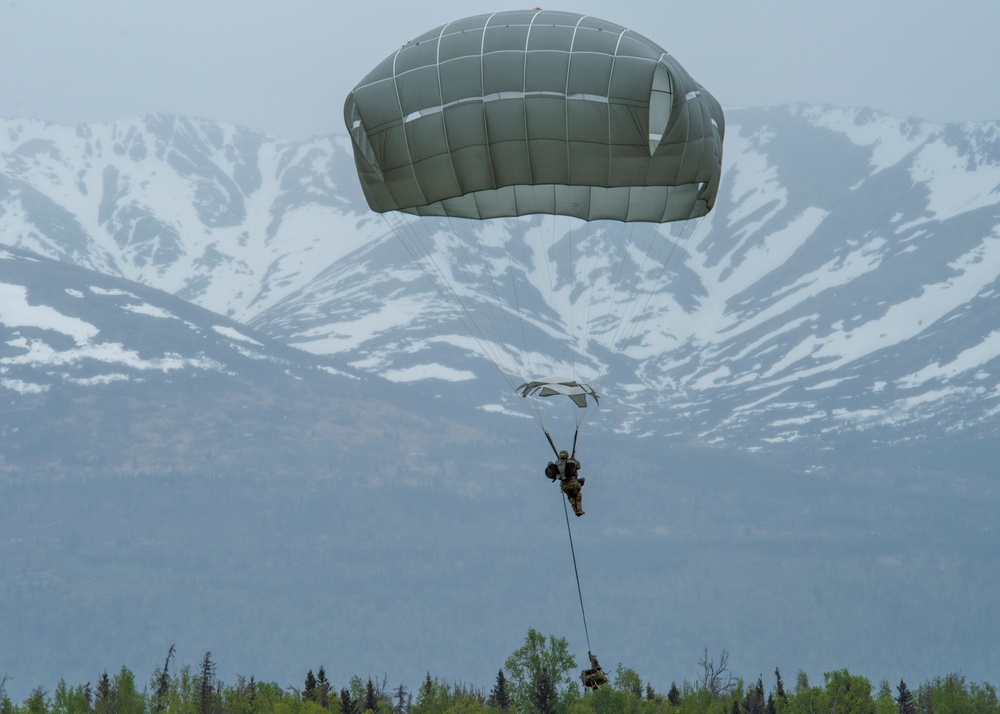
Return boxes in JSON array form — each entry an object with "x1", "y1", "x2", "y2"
[{"x1": 561, "y1": 491, "x2": 592, "y2": 653}]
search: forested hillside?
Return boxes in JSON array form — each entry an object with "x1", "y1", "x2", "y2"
[{"x1": 3, "y1": 630, "x2": 997, "y2": 714}]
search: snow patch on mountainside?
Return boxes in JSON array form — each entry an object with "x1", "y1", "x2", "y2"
[
  {"x1": 911, "y1": 141, "x2": 1000, "y2": 219},
  {"x1": 1, "y1": 282, "x2": 100, "y2": 345},
  {"x1": 798, "y1": 105, "x2": 933, "y2": 172}
]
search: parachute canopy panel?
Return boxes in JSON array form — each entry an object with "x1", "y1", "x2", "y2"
[
  {"x1": 344, "y1": 9, "x2": 724, "y2": 223},
  {"x1": 517, "y1": 378, "x2": 600, "y2": 408}
]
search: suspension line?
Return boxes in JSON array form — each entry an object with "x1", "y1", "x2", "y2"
[{"x1": 562, "y1": 493, "x2": 592, "y2": 654}]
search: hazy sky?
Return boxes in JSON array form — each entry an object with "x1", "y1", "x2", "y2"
[{"x1": 3, "y1": 0, "x2": 999, "y2": 140}]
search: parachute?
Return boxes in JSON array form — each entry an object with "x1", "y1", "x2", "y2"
[
  {"x1": 516, "y1": 378, "x2": 599, "y2": 409},
  {"x1": 344, "y1": 8, "x2": 724, "y2": 442},
  {"x1": 518, "y1": 377, "x2": 598, "y2": 456},
  {"x1": 344, "y1": 9, "x2": 724, "y2": 681},
  {"x1": 345, "y1": 9, "x2": 723, "y2": 221}
]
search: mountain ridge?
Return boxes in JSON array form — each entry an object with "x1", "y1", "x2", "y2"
[{"x1": 3, "y1": 106, "x2": 1000, "y2": 447}]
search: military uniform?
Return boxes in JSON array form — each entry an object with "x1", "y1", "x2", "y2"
[{"x1": 546, "y1": 452, "x2": 585, "y2": 516}]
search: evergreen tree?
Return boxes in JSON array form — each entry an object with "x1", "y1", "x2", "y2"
[
  {"x1": 775, "y1": 668, "x2": 787, "y2": 703},
  {"x1": 52, "y1": 679, "x2": 79, "y2": 714},
  {"x1": 304, "y1": 671, "x2": 318, "y2": 702},
  {"x1": 341, "y1": 688, "x2": 359, "y2": 714},
  {"x1": 411, "y1": 674, "x2": 450, "y2": 714},
  {"x1": 317, "y1": 667, "x2": 332, "y2": 709},
  {"x1": 155, "y1": 645, "x2": 176, "y2": 714},
  {"x1": 668, "y1": 683, "x2": 681, "y2": 706},
  {"x1": 94, "y1": 672, "x2": 113, "y2": 714},
  {"x1": 488, "y1": 670, "x2": 511, "y2": 712},
  {"x1": 112, "y1": 666, "x2": 144, "y2": 714},
  {"x1": 238, "y1": 676, "x2": 259, "y2": 714},
  {"x1": 767, "y1": 693, "x2": 776, "y2": 714},
  {"x1": 364, "y1": 678, "x2": 379, "y2": 713},
  {"x1": 26, "y1": 687, "x2": 49, "y2": 714},
  {"x1": 54, "y1": 681, "x2": 87, "y2": 714},
  {"x1": 529, "y1": 669, "x2": 556, "y2": 714},
  {"x1": 897, "y1": 681, "x2": 917, "y2": 714},
  {"x1": 392, "y1": 685, "x2": 410, "y2": 714},
  {"x1": 647, "y1": 683, "x2": 658, "y2": 702},
  {"x1": 743, "y1": 678, "x2": 766, "y2": 714},
  {"x1": 198, "y1": 652, "x2": 217, "y2": 714}
]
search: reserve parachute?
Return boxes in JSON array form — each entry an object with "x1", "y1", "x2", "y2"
[{"x1": 344, "y1": 8, "x2": 724, "y2": 442}]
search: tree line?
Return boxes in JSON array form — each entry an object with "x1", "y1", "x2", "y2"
[{"x1": 3, "y1": 629, "x2": 996, "y2": 714}]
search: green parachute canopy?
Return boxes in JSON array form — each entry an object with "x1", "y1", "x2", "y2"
[{"x1": 344, "y1": 9, "x2": 724, "y2": 223}]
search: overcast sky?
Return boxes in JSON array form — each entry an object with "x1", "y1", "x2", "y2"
[{"x1": 3, "y1": 0, "x2": 999, "y2": 141}]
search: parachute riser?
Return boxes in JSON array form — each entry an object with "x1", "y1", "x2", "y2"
[{"x1": 543, "y1": 431, "x2": 560, "y2": 458}]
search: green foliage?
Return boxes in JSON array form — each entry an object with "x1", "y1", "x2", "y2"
[
  {"x1": 52, "y1": 680, "x2": 90, "y2": 714},
  {"x1": 667, "y1": 684, "x2": 680, "y2": 707},
  {"x1": 503, "y1": 628, "x2": 576, "y2": 713},
  {"x1": 305, "y1": 673, "x2": 318, "y2": 703},
  {"x1": 408, "y1": 676, "x2": 485, "y2": 714},
  {"x1": 794, "y1": 673, "x2": 809, "y2": 696},
  {"x1": 823, "y1": 669, "x2": 874, "y2": 714},
  {"x1": 530, "y1": 670, "x2": 557, "y2": 714},
  {"x1": 411, "y1": 676, "x2": 450, "y2": 714},
  {"x1": 315, "y1": 669, "x2": 333, "y2": 710},
  {"x1": 487, "y1": 671, "x2": 510, "y2": 713},
  {"x1": 6, "y1": 638, "x2": 1000, "y2": 714},
  {"x1": 895, "y1": 681, "x2": 917, "y2": 714},
  {"x1": 441, "y1": 696, "x2": 489, "y2": 714},
  {"x1": 773, "y1": 671, "x2": 787, "y2": 707},
  {"x1": 115, "y1": 666, "x2": 146, "y2": 714},
  {"x1": 743, "y1": 678, "x2": 766, "y2": 714},
  {"x1": 93, "y1": 674, "x2": 112, "y2": 714},
  {"x1": 198, "y1": 653, "x2": 219, "y2": 714},
  {"x1": 614, "y1": 666, "x2": 644, "y2": 701},
  {"x1": 873, "y1": 681, "x2": 895, "y2": 714},
  {"x1": 341, "y1": 688, "x2": 359, "y2": 714},
  {"x1": 363, "y1": 679, "x2": 380, "y2": 714},
  {"x1": 918, "y1": 674, "x2": 999, "y2": 714},
  {"x1": 25, "y1": 687, "x2": 49, "y2": 714}
]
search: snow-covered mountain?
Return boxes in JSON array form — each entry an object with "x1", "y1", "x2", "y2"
[
  {"x1": 4, "y1": 109, "x2": 1000, "y2": 706},
  {"x1": 2, "y1": 107, "x2": 999, "y2": 448}
]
